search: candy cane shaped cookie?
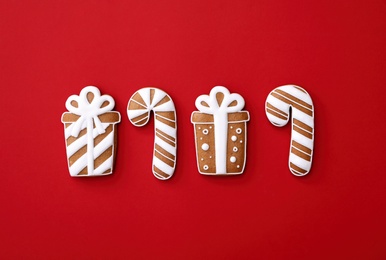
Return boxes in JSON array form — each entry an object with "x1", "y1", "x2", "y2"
[
  {"x1": 265, "y1": 85, "x2": 314, "y2": 176},
  {"x1": 127, "y1": 88, "x2": 177, "y2": 180}
]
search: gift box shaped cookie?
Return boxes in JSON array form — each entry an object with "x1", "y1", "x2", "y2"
[
  {"x1": 191, "y1": 86, "x2": 250, "y2": 175},
  {"x1": 61, "y1": 86, "x2": 121, "y2": 177}
]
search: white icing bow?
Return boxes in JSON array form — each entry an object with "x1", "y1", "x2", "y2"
[
  {"x1": 195, "y1": 86, "x2": 245, "y2": 114},
  {"x1": 66, "y1": 86, "x2": 115, "y2": 137}
]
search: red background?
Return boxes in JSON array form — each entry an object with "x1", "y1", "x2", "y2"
[{"x1": 1, "y1": 0, "x2": 386, "y2": 259}]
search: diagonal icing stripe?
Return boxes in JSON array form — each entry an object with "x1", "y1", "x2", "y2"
[
  {"x1": 154, "y1": 150, "x2": 175, "y2": 167},
  {"x1": 153, "y1": 166, "x2": 169, "y2": 179},
  {"x1": 290, "y1": 162, "x2": 308, "y2": 174},
  {"x1": 153, "y1": 157, "x2": 174, "y2": 175},
  {"x1": 93, "y1": 155, "x2": 113, "y2": 175},
  {"x1": 291, "y1": 147, "x2": 311, "y2": 161},
  {"x1": 266, "y1": 107, "x2": 288, "y2": 120},
  {"x1": 271, "y1": 92, "x2": 313, "y2": 117},
  {"x1": 266, "y1": 102, "x2": 288, "y2": 117},
  {"x1": 155, "y1": 115, "x2": 176, "y2": 128},
  {"x1": 156, "y1": 128, "x2": 176, "y2": 143},
  {"x1": 275, "y1": 89, "x2": 313, "y2": 109},
  {"x1": 155, "y1": 143, "x2": 175, "y2": 160},
  {"x1": 292, "y1": 140, "x2": 312, "y2": 154},
  {"x1": 93, "y1": 131, "x2": 114, "y2": 158},
  {"x1": 293, "y1": 125, "x2": 313, "y2": 139},
  {"x1": 293, "y1": 118, "x2": 313, "y2": 133},
  {"x1": 155, "y1": 131, "x2": 175, "y2": 147}
]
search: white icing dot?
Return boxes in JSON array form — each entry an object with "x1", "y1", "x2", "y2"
[
  {"x1": 203, "y1": 165, "x2": 209, "y2": 170},
  {"x1": 240, "y1": 140, "x2": 243, "y2": 143},
  {"x1": 236, "y1": 128, "x2": 242, "y2": 134},
  {"x1": 201, "y1": 143, "x2": 209, "y2": 151},
  {"x1": 230, "y1": 126, "x2": 233, "y2": 129},
  {"x1": 201, "y1": 158, "x2": 204, "y2": 161},
  {"x1": 209, "y1": 126, "x2": 212, "y2": 129},
  {"x1": 198, "y1": 127, "x2": 201, "y2": 130},
  {"x1": 202, "y1": 129, "x2": 209, "y2": 135},
  {"x1": 231, "y1": 135, "x2": 237, "y2": 141},
  {"x1": 233, "y1": 147, "x2": 238, "y2": 152},
  {"x1": 237, "y1": 165, "x2": 240, "y2": 168},
  {"x1": 230, "y1": 156, "x2": 236, "y2": 163},
  {"x1": 200, "y1": 137, "x2": 203, "y2": 140},
  {"x1": 209, "y1": 156, "x2": 212, "y2": 158}
]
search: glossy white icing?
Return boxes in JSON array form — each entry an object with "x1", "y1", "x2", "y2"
[
  {"x1": 193, "y1": 86, "x2": 248, "y2": 174},
  {"x1": 265, "y1": 84, "x2": 314, "y2": 176},
  {"x1": 62, "y1": 86, "x2": 120, "y2": 177},
  {"x1": 127, "y1": 87, "x2": 177, "y2": 180},
  {"x1": 201, "y1": 143, "x2": 209, "y2": 151}
]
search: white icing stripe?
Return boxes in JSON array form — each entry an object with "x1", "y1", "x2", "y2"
[
  {"x1": 67, "y1": 127, "x2": 114, "y2": 176},
  {"x1": 93, "y1": 131, "x2": 114, "y2": 158},
  {"x1": 93, "y1": 155, "x2": 113, "y2": 175},
  {"x1": 292, "y1": 115, "x2": 314, "y2": 129},
  {"x1": 266, "y1": 113, "x2": 288, "y2": 127},
  {"x1": 69, "y1": 153, "x2": 88, "y2": 176},
  {"x1": 66, "y1": 134, "x2": 87, "y2": 157},
  {"x1": 154, "y1": 136, "x2": 176, "y2": 156},
  {"x1": 66, "y1": 123, "x2": 110, "y2": 157},
  {"x1": 155, "y1": 113, "x2": 175, "y2": 123},
  {"x1": 129, "y1": 98, "x2": 148, "y2": 109},
  {"x1": 64, "y1": 123, "x2": 74, "y2": 139},
  {"x1": 267, "y1": 107, "x2": 288, "y2": 118},
  {"x1": 290, "y1": 153, "x2": 312, "y2": 170},
  {"x1": 138, "y1": 88, "x2": 151, "y2": 107},
  {"x1": 279, "y1": 85, "x2": 312, "y2": 103},
  {"x1": 151, "y1": 90, "x2": 167, "y2": 107},
  {"x1": 65, "y1": 122, "x2": 110, "y2": 138},
  {"x1": 293, "y1": 122, "x2": 313, "y2": 135},
  {"x1": 266, "y1": 98, "x2": 291, "y2": 117},
  {"x1": 153, "y1": 157, "x2": 174, "y2": 175},
  {"x1": 153, "y1": 172, "x2": 164, "y2": 179},
  {"x1": 133, "y1": 115, "x2": 149, "y2": 124},
  {"x1": 154, "y1": 147, "x2": 175, "y2": 162},
  {"x1": 292, "y1": 131, "x2": 314, "y2": 149},
  {"x1": 152, "y1": 101, "x2": 175, "y2": 112},
  {"x1": 156, "y1": 128, "x2": 176, "y2": 144},
  {"x1": 265, "y1": 85, "x2": 314, "y2": 176},
  {"x1": 127, "y1": 87, "x2": 177, "y2": 180},
  {"x1": 292, "y1": 146, "x2": 311, "y2": 158},
  {"x1": 154, "y1": 120, "x2": 176, "y2": 136},
  {"x1": 290, "y1": 168, "x2": 304, "y2": 176},
  {"x1": 274, "y1": 91, "x2": 313, "y2": 113},
  {"x1": 127, "y1": 109, "x2": 149, "y2": 119}
]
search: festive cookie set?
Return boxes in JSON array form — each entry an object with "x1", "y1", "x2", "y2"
[{"x1": 61, "y1": 85, "x2": 314, "y2": 179}]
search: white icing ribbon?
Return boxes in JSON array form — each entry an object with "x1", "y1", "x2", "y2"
[
  {"x1": 65, "y1": 86, "x2": 115, "y2": 137},
  {"x1": 195, "y1": 86, "x2": 245, "y2": 173},
  {"x1": 65, "y1": 86, "x2": 115, "y2": 175}
]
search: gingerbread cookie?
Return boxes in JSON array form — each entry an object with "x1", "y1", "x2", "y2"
[
  {"x1": 265, "y1": 85, "x2": 314, "y2": 176},
  {"x1": 61, "y1": 86, "x2": 121, "y2": 177},
  {"x1": 127, "y1": 87, "x2": 177, "y2": 180},
  {"x1": 191, "y1": 86, "x2": 250, "y2": 175}
]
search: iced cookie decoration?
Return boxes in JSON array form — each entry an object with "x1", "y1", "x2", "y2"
[
  {"x1": 61, "y1": 86, "x2": 121, "y2": 177},
  {"x1": 265, "y1": 85, "x2": 314, "y2": 176},
  {"x1": 191, "y1": 86, "x2": 250, "y2": 175},
  {"x1": 127, "y1": 88, "x2": 177, "y2": 180}
]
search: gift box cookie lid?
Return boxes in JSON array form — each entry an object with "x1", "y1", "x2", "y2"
[
  {"x1": 61, "y1": 112, "x2": 121, "y2": 124},
  {"x1": 191, "y1": 111, "x2": 249, "y2": 123}
]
